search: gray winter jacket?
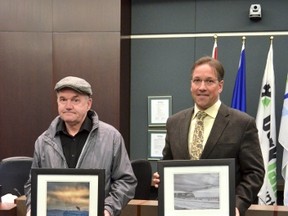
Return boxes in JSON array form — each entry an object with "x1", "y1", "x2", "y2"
[{"x1": 24, "y1": 110, "x2": 137, "y2": 216}]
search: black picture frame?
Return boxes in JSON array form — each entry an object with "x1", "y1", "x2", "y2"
[
  {"x1": 157, "y1": 159, "x2": 235, "y2": 216},
  {"x1": 31, "y1": 168, "x2": 105, "y2": 216}
]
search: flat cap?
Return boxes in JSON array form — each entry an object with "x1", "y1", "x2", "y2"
[{"x1": 54, "y1": 76, "x2": 92, "y2": 96}]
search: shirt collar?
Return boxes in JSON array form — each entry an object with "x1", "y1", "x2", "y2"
[
  {"x1": 194, "y1": 100, "x2": 221, "y2": 119},
  {"x1": 55, "y1": 114, "x2": 92, "y2": 136}
]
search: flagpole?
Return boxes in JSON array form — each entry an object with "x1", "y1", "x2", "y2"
[
  {"x1": 270, "y1": 36, "x2": 274, "y2": 45},
  {"x1": 242, "y1": 36, "x2": 246, "y2": 44},
  {"x1": 212, "y1": 34, "x2": 218, "y2": 59}
]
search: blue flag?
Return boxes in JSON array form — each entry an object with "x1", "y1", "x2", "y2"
[
  {"x1": 279, "y1": 73, "x2": 288, "y2": 206},
  {"x1": 231, "y1": 43, "x2": 246, "y2": 112}
]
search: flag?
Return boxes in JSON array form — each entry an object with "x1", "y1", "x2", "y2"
[
  {"x1": 256, "y1": 40, "x2": 277, "y2": 205},
  {"x1": 212, "y1": 37, "x2": 218, "y2": 59},
  {"x1": 231, "y1": 41, "x2": 246, "y2": 112},
  {"x1": 279, "y1": 73, "x2": 288, "y2": 206}
]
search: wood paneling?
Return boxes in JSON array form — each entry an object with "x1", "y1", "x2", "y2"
[
  {"x1": 0, "y1": 1, "x2": 131, "y2": 159},
  {"x1": 53, "y1": 0, "x2": 120, "y2": 32},
  {"x1": 120, "y1": 38, "x2": 131, "y2": 152},
  {"x1": 121, "y1": 0, "x2": 131, "y2": 35},
  {"x1": 120, "y1": 0, "x2": 131, "y2": 152},
  {"x1": 0, "y1": 0, "x2": 52, "y2": 31},
  {"x1": 0, "y1": 32, "x2": 53, "y2": 158},
  {"x1": 53, "y1": 32, "x2": 121, "y2": 128}
]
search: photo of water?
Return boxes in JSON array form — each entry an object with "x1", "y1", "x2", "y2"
[{"x1": 46, "y1": 182, "x2": 90, "y2": 216}]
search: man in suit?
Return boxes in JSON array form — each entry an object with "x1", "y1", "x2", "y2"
[{"x1": 152, "y1": 56, "x2": 265, "y2": 216}]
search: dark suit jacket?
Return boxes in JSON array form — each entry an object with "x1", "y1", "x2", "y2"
[{"x1": 162, "y1": 103, "x2": 265, "y2": 215}]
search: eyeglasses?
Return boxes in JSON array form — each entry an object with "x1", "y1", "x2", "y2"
[{"x1": 192, "y1": 78, "x2": 219, "y2": 86}]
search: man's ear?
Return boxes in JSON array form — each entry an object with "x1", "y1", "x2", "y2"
[{"x1": 87, "y1": 97, "x2": 92, "y2": 110}]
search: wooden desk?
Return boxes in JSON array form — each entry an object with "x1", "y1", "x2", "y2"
[
  {"x1": 120, "y1": 200, "x2": 157, "y2": 216},
  {"x1": 0, "y1": 202, "x2": 17, "y2": 216},
  {"x1": 14, "y1": 196, "x2": 26, "y2": 216},
  {"x1": 14, "y1": 196, "x2": 288, "y2": 216},
  {"x1": 246, "y1": 204, "x2": 288, "y2": 216},
  {"x1": 120, "y1": 200, "x2": 288, "y2": 216}
]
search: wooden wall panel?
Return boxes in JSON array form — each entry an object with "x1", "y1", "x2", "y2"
[
  {"x1": 0, "y1": 0, "x2": 131, "y2": 160},
  {"x1": 52, "y1": 32, "x2": 121, "y2": 128},
  {"x1": 120, "y1": 38, "x2": 131, "y2": 152},
  {"x1": 0, "y1": 0, "x2": 52, "y2": 31},
  {"x1": 0, "y1": 32, "x2": 53, "y2": 158},
  {"x1": 53, "y1": 0, "x2": 120, "y2": 32},
  {"x1": 121, "y1": 0, "x2": 131, "y2": 35},
  {"x1": 120, "y1": 0, "x2": 131, "y2": 152}
]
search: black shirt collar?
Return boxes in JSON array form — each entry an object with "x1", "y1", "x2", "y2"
[{"x1": 56, "y1": 114, "x2": 92, "y2": 136}]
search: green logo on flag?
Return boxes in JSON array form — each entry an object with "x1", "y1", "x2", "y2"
[
  {"x1": 261, "y1": 97, "x2": 271, "y2": 107},
  {"x1": 261, "y1": 84, "x2": 271, "y2": 107}
]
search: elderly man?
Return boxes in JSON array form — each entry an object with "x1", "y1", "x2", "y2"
[{"x1": 25, "y1": 76, "x2": 137, "y2": 216}]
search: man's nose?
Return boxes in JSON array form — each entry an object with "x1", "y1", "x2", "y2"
[
  {"x1": 64, "y1": 100, "x2": 73, "y2": 108},
  {"x1": 199, "y1": 81, "x2": 207, "y2": 89}
]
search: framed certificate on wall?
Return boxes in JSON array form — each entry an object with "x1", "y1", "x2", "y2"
[
  {"x1": 148, "y1": 96, "x2": 172, "y2": 127},
  {"x1": 148, "y1": 130, "x2": 166, "y2": 160}
]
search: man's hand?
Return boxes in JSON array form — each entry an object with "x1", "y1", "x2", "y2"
[
  {"x1": 151, "y1": 172, "x2": 160, "y2": 188},
  {"x1": 26, "y1": 209, "x2": 31, "y2": 216},
  {"x1": 235, "y1": 207, "x2": 240, "y2": 216},
  {"x1": 104, "y1": 209, "x2": 111, "y2": 216}
]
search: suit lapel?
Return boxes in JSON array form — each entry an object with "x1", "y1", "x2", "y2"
[
  {"x1": 180, "y1": 108, "x2": 194, "y2": 159},
  {"x1": 201, "y1": 104, "x2": 230, "y2": 158}
]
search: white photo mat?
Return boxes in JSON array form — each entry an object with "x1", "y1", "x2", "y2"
[{"x1": 157, "y1": 159, "x2": 235, "y2": 216}]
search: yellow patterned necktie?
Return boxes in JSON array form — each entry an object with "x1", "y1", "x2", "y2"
[{"x1": 190, "y1": 111, "x2": 208, "y2": 160}]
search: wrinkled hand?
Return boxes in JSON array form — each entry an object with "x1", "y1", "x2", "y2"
[
  {"x1": 104, "y1": 209, "x2": 111, "y2": 216},
  {"x1": 152, "y1": 172, "x2": 160, "y2": 188},
  {"x1": 235, "y1": 207, "x2": 240, "y2": 216}
]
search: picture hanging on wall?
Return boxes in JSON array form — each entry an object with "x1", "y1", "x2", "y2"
[
  {"x1": 148, "y1": 96, "x2": 172, "y2": 127},
  {"x1": 148, "y1": 129, "x2": 166, "y2": 160}
]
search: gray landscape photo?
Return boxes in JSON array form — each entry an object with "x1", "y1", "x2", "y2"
[{"x1": 174, "y1": 172, "x2": 220, "y2": 210}]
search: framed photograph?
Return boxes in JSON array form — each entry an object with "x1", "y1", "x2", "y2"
[
  {"x1": 31, "y1": 168, "x2": 105, "y2": 216},
  {"x1": 157, "y1": 159, "x2": 235, "y2": 216},
  {"x1": 148, "y1": 130, "x2": 166, "y2": 160},
  {"x1": 148, "y1": 96, "x2": 172, "y2": 127}
]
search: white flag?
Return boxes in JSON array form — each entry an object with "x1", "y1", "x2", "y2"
[
  {"x1": 256, "y1": 41, "x2": 277, "y2": 205},
  {"x1": 279, "y1": 73, "x2": 288, "y2": 206}
]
